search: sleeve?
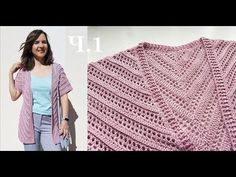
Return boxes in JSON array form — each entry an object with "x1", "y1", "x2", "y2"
[
  {"x1": 15, "y1": 69, "x2": 23, "y2": 92},
  {"x1": 59, "y1": 67, "x2": 73, "y2": 96}
]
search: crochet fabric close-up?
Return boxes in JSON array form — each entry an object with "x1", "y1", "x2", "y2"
[{"x1": 87, "y1": 37, "x2": 236, "y2": 151}]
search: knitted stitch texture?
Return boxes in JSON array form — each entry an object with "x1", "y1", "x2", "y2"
[{"x1": 87, "y1": 37, "x2": 236, "y2": 151}]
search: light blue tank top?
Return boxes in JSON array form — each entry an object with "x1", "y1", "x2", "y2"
[{"x1": 31, "y1": 72, "x2": 52, "y2": 115}]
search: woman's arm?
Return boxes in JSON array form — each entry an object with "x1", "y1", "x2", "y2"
[
  {"x1": 60, "y1": 93, "x2": 70, "y2": 137},
  {"x1": 9, "y1": 62, "x2": 22, "y2": 101}
]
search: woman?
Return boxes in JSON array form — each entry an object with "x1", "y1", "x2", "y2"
[{"x1": 9, "y1": 29, "x2": 73, "y2": 151}]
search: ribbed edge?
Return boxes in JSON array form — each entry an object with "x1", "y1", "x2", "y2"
[
  {"x1": 201, "y1": 37, "x2": 236, "y2": 150},
  {"x1": 140, "y1": 38, "x2": 202, "y2": 52},
  {"x1": 52, "y1": 63, "x2": 63, "y2": 144},
  {"x1": 18, "y1": 70, "x2": 34, "y2": 144},
  {"x1": 137, "y1": 43, "x2": 195, "y2": 150}
]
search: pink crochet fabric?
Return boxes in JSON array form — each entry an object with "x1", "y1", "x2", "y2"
[{"x1": 87, "y1": 37, "x2": 236, "y2": 151}]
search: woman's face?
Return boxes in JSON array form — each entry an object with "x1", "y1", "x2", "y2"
[{"x1": 32, "y1": 33, "x2": 48, "y2": 60}]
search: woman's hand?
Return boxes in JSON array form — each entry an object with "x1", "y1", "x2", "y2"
[
  {"x1": 9, "y1": 62, "x2": 22, "y2": 75},
  {"x1": 60, "y1": 120, "x2": 70, "y2": 138}
]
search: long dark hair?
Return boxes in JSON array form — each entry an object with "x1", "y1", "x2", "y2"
[{"x1": 20, "y1": 29, "x2": 54, "y2": 71}]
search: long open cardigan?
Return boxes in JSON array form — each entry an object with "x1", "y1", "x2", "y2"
[{"x1": 15, "y1": 63, "x2": 72, "y2": 144}]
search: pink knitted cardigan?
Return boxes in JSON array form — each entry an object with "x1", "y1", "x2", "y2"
[
  {"x1": 15, "y1": 63, "x2": 73, "y2": 144},
  {"x1": 88, "y1": 37, "x2": 236, "y2": 151}
]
